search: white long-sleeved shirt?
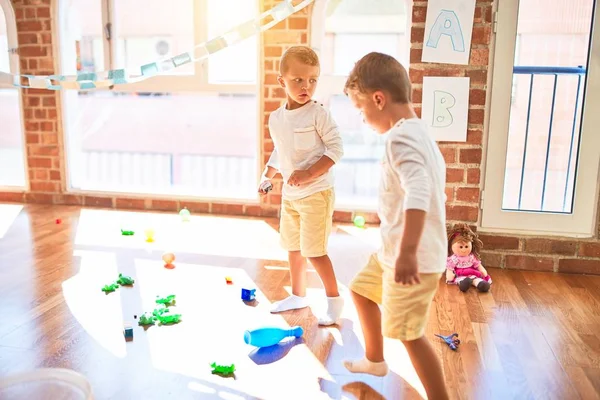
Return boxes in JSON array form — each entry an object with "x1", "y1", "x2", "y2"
[
  {"x1": 378, "y1": 118, "x2": 447, "y2": 274},
  {"x1": 266, "y1": 101, "x2": 344, "y2": 200}
]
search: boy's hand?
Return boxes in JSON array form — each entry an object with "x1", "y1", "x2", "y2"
[
  {"x1": 394, "y1": 251, "x2": 420, "y2": 285},
  {"x1": 258, "y1": 180, "x2": 273, "y2": 195},
  {"x1": 288, "y1": 170, "x2": 312, "y2": 186}
]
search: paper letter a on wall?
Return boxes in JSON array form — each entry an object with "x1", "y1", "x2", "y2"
[
  {"x1": 432, "y1": 90, "x2": 455, "y2": 127},
  {"x1": 426, "y1": 10, "x2": 465, "y2": 52}
]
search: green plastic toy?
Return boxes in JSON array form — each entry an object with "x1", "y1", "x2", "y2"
[
  {"x1": 179, "y1": 207, "x2": 191, "y2": 222},
  {"x1": 157, "y1": 313, "x2": 182, "y2": 324},
  {"x1": 155, "y1": 295, "x2": 176, "y2": 307},
  {"x1": 353, "y1": 215, "x2": 366, "y2": 228},
  {"x1": 121, "y1": 229, "x2": 135, "y2": 235},
  {"x1": 211, "y1": 362, "x2": 235, "y2": 376},
  {"x1": 116, "y1": 273, "x2": 135, "y2": 286},
  {"x1": 101, "y1": 283, "x2": 119, "y2": 293},
  {"x1": 138, "y1": 313, "x2": 156, "y2": 326}
]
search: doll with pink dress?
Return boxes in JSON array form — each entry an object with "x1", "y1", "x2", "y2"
[{"x1": 446, "y1": 224, "x2": 491, "y2": 292}]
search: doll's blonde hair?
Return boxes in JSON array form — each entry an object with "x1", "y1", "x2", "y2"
[{"x1": 447, "y1": 223, "x2": 483, "y2": 259}]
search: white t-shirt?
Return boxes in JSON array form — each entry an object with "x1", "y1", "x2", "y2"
[
  {"x1": 266, "y1": 101, "x2": 344, "y2": 200},
  {"x1": 377, "y1": 118, "x2": 447, "y2": 274}
]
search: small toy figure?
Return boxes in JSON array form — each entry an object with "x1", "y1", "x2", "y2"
[
  {"x1": 225, "y1": 276, "x2": 233, "y2": 285},
  {"x1": 116, "y1": 273, "x2": 134, "y2": 286},
  {"x1": 155, "y1": 295, "x2": 176, "y2": 307},
  {"x1": 353, "y1": 215, "x2": 366, "y2": 228},
  {"x1": 121, "y1": 229, "x2": 135, "y2": 236},
  {"x1": 435, "y1": 333, "x2": 460, "y2": 351},
  {"x1": 144, "y1": 228, "x2": 155, "y2": 243},
  {"x1": 179, "y1": 207, "x2": 191, "y2": 222},
  {"x1": 138, "y1": 313, "x2": 156, "y2": 326},
  {"x1": 241, "y1": 288, "x2": 256, "y2": 302},
  {"x1": 446, "y1": 224, "x2": 491, "y2": 292},
  {"x1": 162, "y1": 252, "x2": 175, "y2": 269},
  {"x1": 102, "y1": 283, "x2": 119, "y2": 293},
  {"x1": 56, "y1": 218, "x2": 61, "y2": 224},
  {"x1": 123, "y1": 322, "x2": 133, "y2": 340},
  {"x1": 211, "y1": 362, "x2": 235, "y2": 376}
]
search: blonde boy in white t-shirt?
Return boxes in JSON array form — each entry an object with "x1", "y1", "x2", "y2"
[
  {"x1": 342, "y1": 52, "x2": 449, "y2": 400},
  {"x1": 259, "y1": 46, "x2": 344, "y2": 326}
]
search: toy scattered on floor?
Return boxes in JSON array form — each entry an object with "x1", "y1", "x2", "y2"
[
  {"x1": 156, "y1": 295, "x2": 176, "y2": 307},
  {"x1": 152, "y1": 306, "x2": 182, "y2": 324},
  {"x1": 162, "y1": 252, "x2": 175, "y2": 269},
  {"x1": 138, "y1": 312, "x2": 156, "y2": 326},
  {"x1": 123, "y1": 322, "x2": 133, "y2": 339},
  {"x1": 446, "y1": 224, "x2": 492, "y2": 292},
  {"x1": 211, "y1": 362, "x2": 235, "y2": 376},
  {"x1": 225, "y1": 276, "x2": 233, "y2": 285},
  {"x1": 435, "y1": 333, "x2": 460, "y2": 351},
  {"x1": 241, "y1": 288, "x2": 256, "y2": 301},
  {"x1": 353, "y1": 215, "x2": 366, "y2": 228},
  {"x1": 101, "y1": 283, "x2": 119, "y2": 293},
  {"x1": 116, "y1": 273, "x2": 135, "y2": 286},
  {"x1": 55, "y1": 218, "x2": 61, "y2": 224},
  {"x1": 243, "y1": 325, "x2": 304, "y2": 348},
  {"x1": 144, "y1": 228, "x2": 155, "y2": 243},
  {"x1": 179, "y1": 207, "x2": 191, "y2": 222},
  {"x1": 121, "y1": 229, "x2": 135, "y2": 236}
]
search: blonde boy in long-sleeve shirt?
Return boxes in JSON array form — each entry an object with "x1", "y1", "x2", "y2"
[{"x1": 259, "y1": 46, "x2": 344, "y2": 326}]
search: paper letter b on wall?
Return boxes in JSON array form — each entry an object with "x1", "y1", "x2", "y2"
[
  {"x1": 432, "y1": 90, "x2": 456, "y2": 128},
  {"x1": 426, "y1": 11, "x2": 465, "y2": 52},
  {"x1": 422, "y1": 77, "x2": 469, "y2": 142},
  {"x1": 421, "y1": 0, "x2": 476, "y2": 65}
]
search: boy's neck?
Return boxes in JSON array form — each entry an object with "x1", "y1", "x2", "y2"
[
  {"x1": 285, "y1": 95, "x2": 311, "y2": 110},
  {"x1": 384, "y1": 103, "x2": 417, "y2": 130}
]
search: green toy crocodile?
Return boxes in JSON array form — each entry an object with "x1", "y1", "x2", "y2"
[
  {"x1": 121, "y1": 229, "x2": 135, "y2": 235},
  {"x1": 211, "y1": 362, "x2": 235, "y2": 376},
  {"x1": 101, "y1": 283, "x2": 119, "y2": 293},
  {"x1": 116, "y1": 273, "x2": 135, "y2": 286},
  {"x1": 138, "y1": 312, "x2": 156, "y2": 326},
  {"x1": 155, "y1": 295, "x2": 176, "y2": 307}
]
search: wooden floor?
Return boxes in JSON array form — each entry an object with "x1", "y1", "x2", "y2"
[{"x1": 0, "y1": 204, "x2": 599, "y2": 400}]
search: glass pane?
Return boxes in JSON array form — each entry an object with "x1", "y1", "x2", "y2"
[
  {"x1": 114, "y1": 0, "x2": 195, "y2": 75},
  {"x1": 207, "y1": 0, "x2": 258, "y2": 84},
  {"x1": 317, "y1": 0, "x2": 408, "y2": 208},
  {"x1": 63, "y1": 92, "x2": 257, "y2": 199},
  {"x1": 60, "y1": 0, "x2": 105, "y2": 73},
  {"x1": 502, "y1": 0, "x2": 594, "y2": 213},
  {"x1": 0, "y1": 8, "x2": 25, "y2": 187}
]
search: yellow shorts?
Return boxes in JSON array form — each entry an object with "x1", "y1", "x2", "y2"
[
  {"x1": 280, "y1": 188, "x2": 334, "y2": 258},
  {"x1": 349, "y1": 254, "x2": 440, "y2": 341}
]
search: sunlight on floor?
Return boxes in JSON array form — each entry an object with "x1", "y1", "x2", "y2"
[
  {"x1": 61, "y1": 249, "x2": 126, "y2": 358},
  {"x1": 73, "y1": 209, "x2": 288, "y2": 261},
  {"x1": 0, "y1": 204, "x2": 23, "y2": 239}
]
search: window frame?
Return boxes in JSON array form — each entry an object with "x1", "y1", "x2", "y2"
[
  {"x1": 0, "y1": 0, "x2": 28, "y2": 191},
  {"x1": 52, "y1": 0, "x2": 263, "y2": 202},
  {"x1": 481, "y1": 0, "x2": 600, "y2": 237}
]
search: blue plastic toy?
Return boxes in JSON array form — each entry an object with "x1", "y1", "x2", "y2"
[
  {"x1": 243, "y1": 326, "x2": 303, "y2": 348},
  {"x1": 241, "y1": 288, "x2": 256, "y2": 301},
  {"x1": 123, "y1": 322, "x2": 133, "y2": 340},
  {"x1": 435, "y1": 333, "x2": 460, "y2": 350}
]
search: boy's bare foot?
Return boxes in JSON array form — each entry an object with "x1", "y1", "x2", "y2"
[{"x1": 343, "y1": 358, "x2": 388, "y2": 376}]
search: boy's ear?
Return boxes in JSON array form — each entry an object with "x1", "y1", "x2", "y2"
[
  {"x1": 372, "y1": 90, "x2": 386, "y2": 111},
  {"x1": 277, "y1": 75, "x2": 286, "y2": 88}
]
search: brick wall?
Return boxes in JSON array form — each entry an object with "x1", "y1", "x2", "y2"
[
  {"x1": 410, "y1": 0, "x2": 600, "y2": 275},
  {"x1": 2, "y1": 0, "x2": 599, "y2": 274}
]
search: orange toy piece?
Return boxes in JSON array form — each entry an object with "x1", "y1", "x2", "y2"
[
  {"x1": 225, "y1": 276, "x2": 233, "y2": 285},
  {"x1": 162, "y1": 252, "x2": 176, "y2": 269}
]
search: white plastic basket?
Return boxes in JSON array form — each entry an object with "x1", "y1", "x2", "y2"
[{"x1": 0, "y1": 368, "x2": 93, "y2": 400}]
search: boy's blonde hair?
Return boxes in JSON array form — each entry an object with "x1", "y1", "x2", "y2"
[
  {"x1": 280, "y1": 45, "x2": 320, "y2": 74},
  {"x1": 344, "y1": 52, "x2": 412, "y2": 104}
]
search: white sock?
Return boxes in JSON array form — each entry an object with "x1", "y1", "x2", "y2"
[
  {"x1": 270, "y1": 295, "x2": 309, "y2": 313},
  {"x1": 343, "y1": 358, "x2": 388, "y2": 377},
  {"x1": 318, "y1": 296, "x2": 344, "y2": 326}
]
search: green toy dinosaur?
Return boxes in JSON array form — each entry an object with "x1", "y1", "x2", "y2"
[
  {"x1": 101, "y1": 283, "x2": 119, "y2": 293},
  {"x1": 155, "y1": 295, "x2": 176, "y2": 307},
  {"x1": 138, "y1": 312, "x2": 156, "y2": 326},
  {"x1": 211, "y1": 362, "x2": 235, "y2": 376},
  {"x1": 116, "y1": 273, "x2": 135, "y2": 286},
  {"x1": 121, "y1": 229, "x2": 135, "y2": 235}
]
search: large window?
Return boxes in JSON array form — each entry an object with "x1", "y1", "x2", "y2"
[
  {"x1": 58, "y1": 0, "x2": 259, "y2": 200},
  {"x1": 0, "y1": 0, "x2": 26, "y2": 188},
  {"x1": 483, "y1": 0, "x2": 600, "y2": 236},
  {"x1": 311, "y1": 0, "x2": 410, "y2": 209}
]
